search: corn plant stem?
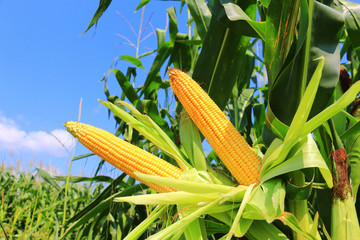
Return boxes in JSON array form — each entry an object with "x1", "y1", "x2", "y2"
[
  {"x1": 287, "y1": 1, "x2": 314, "y2": 238},
  {"x1": 288, "y1": 171, "x2": 310, "y2": 240},
  {"x1": 27, "y1": 191, "x2": 39, "y2": 233},
  {"x1": 0, "y1": 222, "x2": 9, "y2": 240},
  {"x1": 1, "y1": 191, "x2": 3, "y2": 223},
  {"x1": 11, "y1": 207, "x2": 25, "y2": 239},
  {"x1": 61, "y1": 144, "x2": 77, "y2": 236},
  {"x1": 234, "y1": 95, "x2": 239, "y2": 130},
  {"x1": 328, "y1": 119, "x2": 344, "y2": 150}
]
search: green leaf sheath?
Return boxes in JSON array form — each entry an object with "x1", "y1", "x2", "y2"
[{"x1": 266, "y1": 1, "x2": 344, "y2": 128}]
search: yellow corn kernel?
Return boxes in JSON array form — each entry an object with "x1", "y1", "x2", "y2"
[
  {"x1": 168, "y1": 68, "x2": 262, "y2": 186},
  {"x1": 65, "y1": 121, "x2": 182, "y2": 192}
]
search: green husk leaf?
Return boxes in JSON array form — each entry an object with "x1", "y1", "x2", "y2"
[
  {"x1": 179, "y1": 110, "x2": 207, "y2": 171},
  {"x1": 100, "y1": 100, "x2": 190, "y2": 170},
  {"x1": 225, "y1": 184, "x2": 255, "y2": 239},
  {"x1": 115, "y1": 191, "x2": 220, "y2": 205},
  {"x1": 242, "y1": 179, "x2": 285, "y2": 222},
  {"x1": 134, "y1": 172, "x2": 245, "y2": 197},
  {"x1": 245, "y1": 220, "x2": 288, "y2": 240},
  {"x1": 331, "y1": 194, "x2": 360, "y2": 239},
  {"x1": 276, "y1": 212, "x2": 317, "y2": 240}
]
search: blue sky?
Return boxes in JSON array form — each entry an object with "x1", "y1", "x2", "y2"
[{"x1": 0, "y1": 0, "x2": 184, "y2": 176}]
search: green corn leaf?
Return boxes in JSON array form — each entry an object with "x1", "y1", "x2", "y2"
[
  {"x1": 192, "y1": 0, "x2": 255, "y2": 111},
  {"x1": 36, "y1": 168, "x2": 61, "y2": 192},
  {"x1": 301, "y1": 80, "x2": 360, "y2": 137},
  {"x1": 141, "y1": 41, "x2": 173, "y2": 98},
  {"x1": 110, "y1": 69, "x2": 140, "y2": 106},
  {"x1": 259, "y1": 0, "x2": 270, "y2": 8},
  {"x1": 265, "y1": 0, "x2": 304, "y2": 82},
  {"x1": 229, "y1": 88, "x2": 255, "y2": 131},
  {"x1": 146, "y1": 198, "x2": 222, "y2": 240},
  {"x1": 70, "y1": 152, "x2": 94, "y2": 161},
  {"x1": 167, "y1": 33, "x2": 194, "y2": 71},
  {"x1": 167, "y1": 7, "x2": 178, "y2": 45},
  {"x1": 345, "y1": 118, "x2": 360, "y2": 199},
  {"x1": 260, "y1": 135, "x2": 332, "y2": 188},
  {"x1": 341, "y1": 0, "x2": 360, "y2": 59},
  {"x1": 119, "y1": 55, "x2": 145, "y2": 70},
  {"x1": 83, "y1": 0, "x2": 112, "y2": 34},
  {"x1": 135, "y1": 0, "x2": 150, "y2": 12},
  {"x1": 54, "y1": 175, "x2": 114, "y2": 184},
  {"x1": 60, "y1": 184, "x2": 146, "y2": 240},
  {"x1": 186, "y1": 0, "x2": 211, "y2": 40},
  {"x1": 124, "y1": 205, "x2": 167, "y2": 240},
  {"x1": 341, "y1": 119, "x2": 360, "y2": 141},
  {"x1": 264, "y1": 55, "x2": 324, "y2": 148},
  {"x1": 156, "y1": 28, "x2": 166, "y2": 48},
  {"x1": 63, "y1": 173, "x2": 127, "y2": 226},
  {"x1": 285, "y1": 57, "x2": 325, "y2": 143},
  {"x1": 265, "y1": 0, "x2": 343, "y2": 134},
  {"x1": 218, "y1": 0, "x2": 265, "y2": 40}
]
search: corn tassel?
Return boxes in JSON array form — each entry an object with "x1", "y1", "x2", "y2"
[
  {"x1": 168, "y1": 68, "x2": 261, "y2": 185},
  {"x1": 65, "y1": 121, "x2": 182, "y2": 192}
]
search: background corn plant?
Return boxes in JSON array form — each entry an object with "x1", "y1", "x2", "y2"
[
  {"x1": 3, "y1": 0, "x2": 359, "y2": 239},
  {"x1": 0, "y1": 164, "x2": 110, "y2": 239}
]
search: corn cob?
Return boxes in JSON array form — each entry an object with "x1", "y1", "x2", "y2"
[
  {"x1": 168, "y1": 68, "x2": 261, "y2": 185},
  {"x1": 65, "y1": 121, "x2": 182, "y2": 192}
]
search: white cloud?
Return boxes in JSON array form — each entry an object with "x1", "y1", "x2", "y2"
[{"x1": 0, "y1": 113, "x2": 75, "y2": 157}]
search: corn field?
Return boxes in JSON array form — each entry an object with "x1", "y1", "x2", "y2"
[{"x1": 2, "y1": 0, "x2": 360, "y2": 239}]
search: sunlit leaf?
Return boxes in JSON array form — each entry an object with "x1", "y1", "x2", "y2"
[
  {"x1": 83, "y1": 0, "x2": 113, "y2": 33},
  {"x1": 119, "y1": 55, "x2": 144, "y2": 70},
  {"x1": 242, "y1": 180, "x2": 285, "y2": 222},
  {"x1": 187, "y1": 0, "x2": 211, "y2": 39},
  {"x1": 261, "y1": 136, "x2": 332, "y2": 188}
]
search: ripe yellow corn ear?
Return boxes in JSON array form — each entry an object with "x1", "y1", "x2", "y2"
[
  {"x1": 65, "y1": 121, "x2": 182, "y2": 192},
  {"x1": 168, "y1": 68, "x2": 262, "y2": 185}
]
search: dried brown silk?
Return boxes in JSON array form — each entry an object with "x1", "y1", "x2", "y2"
[{"x1": 331, "y1": 148, "x2": 351, "y2": 201}]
